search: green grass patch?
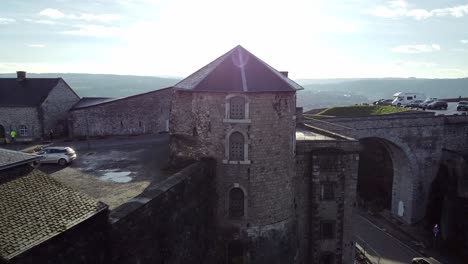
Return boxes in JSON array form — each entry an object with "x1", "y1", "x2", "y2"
[{"x1": 317, "y1": 105, "x2": 409, "y2": 117}]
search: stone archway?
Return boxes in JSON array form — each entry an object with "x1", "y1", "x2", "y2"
[{"x1": 357, "y1": 137, "x2": 414, "y2": 223}]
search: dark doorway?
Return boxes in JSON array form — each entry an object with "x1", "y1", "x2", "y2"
[
  {"x1": 227, "y1": 241, "x2": 244, "y2": 264},
  {"x1": 0, "y1": 124, "x2": 5, "y2": 143},
  {"x1": 357, "y1": 138, "x2": 394, "y2": 210},
  {"x1": 425, "y1": 164, "x2": 449, "y2": 227}
]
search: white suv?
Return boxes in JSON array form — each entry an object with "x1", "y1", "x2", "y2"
[{"x1": 38, "y1": 147, "x2": 77, "y2": 166}]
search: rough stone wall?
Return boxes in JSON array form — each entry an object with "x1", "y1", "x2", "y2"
[
  {"x1": 295, "y1": 140, "x2": 360, "y2": 264},
  {"x1": 170, "y1": 91, "x2": 297, "y2": 263},
  {"x1": 40, "y1": 79, "x2": 80, "y2": 136},
  {"x1": 10, "y1": 209, "x2": 110, "y2": 264},
  {"x1": 70, "y1": 88, "x2": 173, "y2": 138},
  {"x1": 0, "y1": 107, "x2": 41, "y2": 140},
  {"x1": 110, "y1": 160, "x2": 221, "y2": 264},
  {"x1": 304, "y1": 114, "x2": 468, "y2": 224}
]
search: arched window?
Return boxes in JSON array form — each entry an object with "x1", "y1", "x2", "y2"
[
  {"x1": 229, "y1": 188, "x2": 245, "y2": 218},
  {"x1": 229, "y1": 96, "x2": 245, "y2": 119},
  {"x1": 229, "y1": 132, "x2": 244, "y2": 161},
  {"x1": 19, "y1": 125, "x2": 28, "y2": 136}
]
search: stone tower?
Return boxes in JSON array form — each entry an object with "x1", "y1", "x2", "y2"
[{"x1": 170, "y1": 45, "x2": 303, "y2": 263}]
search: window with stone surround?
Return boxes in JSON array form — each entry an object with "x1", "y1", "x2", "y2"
[
  {"x1": 229, "y1": 132, "x2": 244, "y2": 161},
  {"x1": 229, "y1": 188, "x2": 245, "y2": 218},
  {"x1": 320, "y1": 221, "x2": 335, "y2": 239},
  {"x1": 229, "y1": 96, "x2": 245, "y2": 119},
  {"x1": 320, "y1": 182, "x2": 335, "y2": 201},
  {"x1": 19, "y1": 125, "x2": 28, "y2": 136},
  {"x1": 224, "y1": 94, "x2": 250, "y2": 123},
  {"x1": 319, "y1": 252, "x2": 335, "y2": 264}
]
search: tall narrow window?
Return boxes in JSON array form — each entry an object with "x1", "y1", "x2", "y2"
[
  {"x1": 321, "y1": 182, "x2": 335, "y2": 201},
  {"x1": 320, "y1": 221, "x2": 335, "y2": 239},
  {"x1": 229, "y1": 132, "x2": 244, "y2": 161},
  {"x1": 19, "y1": 125, "x2": 28, "y2": 136},
  {"x1": 229, "y1": 188, "x2": 245, "y2": 218},
  {"x1": 230, "y1": 96, "x2": 245, "y2": 119}
]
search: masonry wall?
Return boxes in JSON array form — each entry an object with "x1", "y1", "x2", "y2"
[
  {"x1": 110, "y1": 160, "x2": 221, "y2": 264},
  {"x1": 70, "y1": 88, "x2": 173, "y2": 138},
  {"x1": 0, "y1": 107, "x2": 41, "y2": 141},
  {"x1": 40, "y1": 79, "x2": 80, "y2": 136},
  {"x1": 170, "y1": 91, "x2": 297, "y2": 263},
  {"x1": 10, "y1": 209, "x2": 110, "y2": 264},
  {"x1": 304, "y1": 113, "x2": 468, "y2": 224},
  {"x1": 295, "y1": 140, "x2": 360, "y2": 264}
]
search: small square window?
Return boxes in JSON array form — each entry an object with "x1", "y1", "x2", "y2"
[{"x1": 19, "y1": 125, "x2": 28, "y2": 136}]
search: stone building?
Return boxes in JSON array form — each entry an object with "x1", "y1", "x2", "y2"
[
  {"x1": 0, "y1": 71, "x2": 80, "y2": 142},
  {"x1": 170, "y1": 45, "x2": 359, "y2": 264},
  {"x1": 69, "y1": 88, "x2": 173, "y2": 137}
]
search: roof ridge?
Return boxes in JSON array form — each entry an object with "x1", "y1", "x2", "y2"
[
  {"x1": 173, "y1": 45, "x2": 304, "y2": 92},
  {"x1": 173, "y1": 46, "x2": 238, "y2": 90}
]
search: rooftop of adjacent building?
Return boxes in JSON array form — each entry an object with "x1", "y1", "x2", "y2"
[
  {"x1": 0, "y1": 148, "x2": 107, "y2": 261},
  {"x1": 0, "y1": 71, "x2": 78, "y2": 107}
]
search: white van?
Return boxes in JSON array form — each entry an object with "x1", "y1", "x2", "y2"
[{"x1": 392, "y1": 92, "x2": 426, "y2": 106}]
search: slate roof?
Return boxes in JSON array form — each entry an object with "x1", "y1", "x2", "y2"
[
  {"x1": 0, "y1": 78, "x2": 60, "y2": 107},
  {"x1": 0, "y1": 165, "x2": 107, "y2": 260},
  {"x1": 71, "y1": 97, "x2": 117, "y2": 110},
  {"x1": 0, "y1": 148, "x2": 41, "y2": 171},
  {"x1": 174, "y1": 45, "x2": 304, "y2": 92}
]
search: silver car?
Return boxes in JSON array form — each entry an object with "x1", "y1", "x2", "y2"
[{"x1": 37, "y1": 147, "x2": 77, "y2": 166}]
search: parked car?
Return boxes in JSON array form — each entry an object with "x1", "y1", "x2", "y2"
[
  {"x1": 36, "y1": 147, "x2": 77, "y2": 166},
  {"x1": 419, "y1": 98, "x2": 438, "y2": 108},
  {"x1": 427, "y1": 100, "x2": 448, "y2": 110},
  {"x1": 373, "y1": 99, "x2": 393, "y2": 106},
  {"x1": 404, "y1": 99, "x2": 424, "y2": 108},
  {"x1": 456, "y1": 101, "x2": 468, "y2": 111}
]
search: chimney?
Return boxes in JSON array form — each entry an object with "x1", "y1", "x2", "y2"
[
  {"x1": 279, "y1": 71, "x2": 288, "y2": 78},
  {"x1": 17, "y1": 71, "x2": 26, "y2": 81}
]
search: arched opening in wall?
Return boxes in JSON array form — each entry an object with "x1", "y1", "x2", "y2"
[
  {"x1": 229, "y1": 187, "x2": 245, "y2": 218},
  {"x1": 0, "y1": 124, "x2": 5, "y2": 143},
  {"x1": 357, "y1": 138, "x2": 401, "y2": 211},
  {"x1": 227, "y1": 240, "x2": 244, "y2": 264},
  {"x1": 425, "y1": 164, "x2": 449, "y2": 229},
  {"x1": 229, "y1": 132, "x2": 244, "y2": 161},
  {"x1": 425, "y1": 161, "x2": 467, "y2": 256}
]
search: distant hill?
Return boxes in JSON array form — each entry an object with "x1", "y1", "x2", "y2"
[
  {"x1": 1, "y1": 73, "x2": 467, "y2": 110},
  {"x1": 301, "y1": 78, "x2": 468, "y2": 102},
  {"x1": 0, "y1": 73, "x2": 181, "y2": 98}
]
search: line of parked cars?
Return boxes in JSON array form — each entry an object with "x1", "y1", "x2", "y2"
[{"x1": 402, "y1": 98, "x2": 448, "y2": 110}]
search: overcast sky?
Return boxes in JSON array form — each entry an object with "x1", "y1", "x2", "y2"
[{"x1": 1, "y1": 0, "x2": 468, "y2": 79}]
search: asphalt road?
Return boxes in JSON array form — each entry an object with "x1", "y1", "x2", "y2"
[
  {"x1": 354, "y1": 215, "x2": 422, "y2": 264},
  {"x1": 40, "y1": 133, "x2": 171, "y2": 209}
]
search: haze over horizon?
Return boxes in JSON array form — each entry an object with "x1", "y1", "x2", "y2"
[{"x1": 2, "y1": 0, "x2": 468, "y2": 79}]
